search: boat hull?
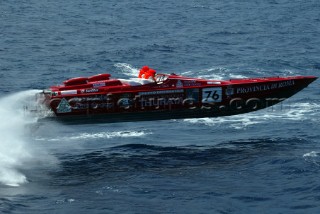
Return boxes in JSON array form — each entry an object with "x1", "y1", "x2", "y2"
[{"x1": 37, "y1": 75, "x2": 317, "y2": 124}]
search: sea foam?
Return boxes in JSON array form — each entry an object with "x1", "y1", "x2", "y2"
[{"x1": 0, "y1": 90, "x2": 57, "y2": 186}]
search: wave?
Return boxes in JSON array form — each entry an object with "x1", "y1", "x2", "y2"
[
  {"x1": 303, "y1": 151, "x2": 319, "y2": 158},
  {"x1": 303, "y1": 151, "x2": 320, "y2": 166}
]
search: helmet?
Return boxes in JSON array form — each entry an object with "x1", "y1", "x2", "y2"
[{"x1": 142, "y1": 66, "x2": 149, "y2": 72}]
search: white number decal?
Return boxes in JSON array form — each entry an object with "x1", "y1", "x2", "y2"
[{"x1": 202, "y1": 87, "x2": 222, "y2": 103}]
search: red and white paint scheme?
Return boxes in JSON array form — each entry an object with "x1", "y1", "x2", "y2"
[{"x1": 36, "y1": 72, "x2": 317, "y2": 123}]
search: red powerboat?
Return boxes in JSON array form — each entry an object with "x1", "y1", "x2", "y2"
[{"x1": 34, "y1": 72, "x2": 317, "y2": 123}]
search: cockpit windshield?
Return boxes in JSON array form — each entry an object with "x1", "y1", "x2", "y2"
[{"x1": 155, "y1": 74, "x2": 169, "y2": 83}]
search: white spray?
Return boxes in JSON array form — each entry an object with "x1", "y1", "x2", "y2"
[
  {"x1": 114, "y1": 63, "x2": 140, "y2": 77},
  {"x1": 0, "y1": 90, "x2": 54, "y2": 186}
]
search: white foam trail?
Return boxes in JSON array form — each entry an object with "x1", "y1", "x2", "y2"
[
  {"x1": 0, "y1": 90, "x2": 57, "y2": 186},
  {"x1": 184, "y1": 116, "x2": 261, "y2": 130},
  {"x1": 71, "y1": 131, "x2": 148, "y2": 140},
  {"x1": 36, "y1": 131, "x2": 149, "y2": 142},
  {"x1": 114, "y1": 63, "x2": 139, "y2": 77}
]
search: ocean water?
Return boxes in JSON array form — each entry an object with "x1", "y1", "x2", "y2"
[{"x1": 0, "y1": 0, "x2": 320, "y2": 213}]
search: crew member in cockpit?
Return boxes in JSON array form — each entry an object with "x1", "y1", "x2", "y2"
[
  {"x1": 144, "y1": 69, "x2": 157, "y2": 82},
  {"x1": 138, "y1": 66, "x2": 149, "y2": 78}
]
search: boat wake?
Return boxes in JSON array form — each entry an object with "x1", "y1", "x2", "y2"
[
  {"x1": 35, "y1": 130, "x2": 150, "y2": 142},
  {"x1": 0, "y1": 90, "x2": 57, "y2": 187}
]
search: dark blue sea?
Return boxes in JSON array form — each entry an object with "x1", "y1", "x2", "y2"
[{"x1": 1, "y1": 0, "x2": 320, "y2": 213}]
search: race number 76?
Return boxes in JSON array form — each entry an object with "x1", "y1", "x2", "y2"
[{"x1": 202, "y1": 87, "x2": 222, "y2": 103}]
